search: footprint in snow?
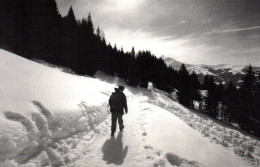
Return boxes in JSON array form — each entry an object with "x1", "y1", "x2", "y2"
[
  {"x1": 144, "y1": 145, "x2": 153, "y2": 150},
  {"x1": 166, "y1": 153, "x2": 205, "y2": 167},
  {"x1": 4, "y1": 101, "x2": 64, "y2": 166},
  {"x1": 142, "y1": 132, "x2": 147, "y2": 136},
  {"x1": 101, "y1": 91, "x2": 111, "y2": 96}
]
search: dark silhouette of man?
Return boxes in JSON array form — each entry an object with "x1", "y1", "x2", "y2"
[{"x1": 109, "y1": 85, "x2": 128, "y2": 137}]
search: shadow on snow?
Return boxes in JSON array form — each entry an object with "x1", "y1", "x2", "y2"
[{"x1": 102, "y1": 132, "x2": 128, "y2": 165}]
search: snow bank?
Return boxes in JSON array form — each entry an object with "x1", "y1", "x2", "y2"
[
  {"x1": 0, "y1": 49, "x2": 115, "y2": 166},
  {"x1": 139, "y1": 103, "x2": 250, "y2": 167},
  {"x1": 149, "y1": 89, "x2": 260, "y2": 166}
]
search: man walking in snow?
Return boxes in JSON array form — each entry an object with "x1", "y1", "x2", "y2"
[{"x1": 109, "y1": 85, "x2": 128, "y2": 137}]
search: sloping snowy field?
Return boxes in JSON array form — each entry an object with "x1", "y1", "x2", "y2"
[{"x1": 0, "y1": 49, "x2": 259, "y2": 167}]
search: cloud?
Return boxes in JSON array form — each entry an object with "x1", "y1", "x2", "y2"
[
  {"x1": 205, "y1": 26, "x2": 260, "y2": 35},
  {"x1": 104, "y1": 27, "x2": 225, "y2": 65},
  {"x1": 105, "y1": 28, "x2": 200, "y2": 58}
]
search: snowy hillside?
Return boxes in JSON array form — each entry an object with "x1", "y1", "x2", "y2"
[
  {"x1": 161, "y1": 56, "x2": 260, "y2": 85},
  {"x1": 161, "y1": 56, "x2": 192, "y2": 70},
  {"x1": 0, "y1": 49, "x2": 260, "y2": 167},
  {"x1": 161, "y1": 56, "x2": 247, "y2": 75}
]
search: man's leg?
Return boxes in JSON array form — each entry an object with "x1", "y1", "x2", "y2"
[
  {"x1": 111, "y1": 112, "x2": 118, "y2": 136},
  {"x1": 118, "y1": 114, "x2": 124, "y2": 131}
]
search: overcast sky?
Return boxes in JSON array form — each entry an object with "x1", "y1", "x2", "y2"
[{"x1": 56, "y1": 0, "x2": 260, "y2": 66}]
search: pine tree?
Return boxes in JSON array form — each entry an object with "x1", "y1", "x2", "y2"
[
  {"x1": 179, "y1": 64, "x2": 189, "y2": 76},
  {"x1": 136, "y1": 51, "x2": 150, "y2": 88},
  {"x1": 240, "y1": 65, "x2": 256, "y2": 111},
  {"x1": 177, "y1": 64, "x2": 192, "y2": 107},
  {"x1": 86, "y1": 13, "x2": 94, "y2": 35},
  {"x1": 203, "y1": 76, "x2": 218, "y2": 118},
  {"x1": 237, "y1": 65, "x2": 257, "y2": 129},
  {"x1": 79, "y1": 18, "x2": 87, "y2": 34},
  {"x1": 223, "y1": 81, "x2": 239, "y2": 123},
  {"x1": 96, "y1": 26, "x2": 101, "y2": 39},
  {"x1": 240, "y1": 65, "x2": 257, "y2": 96},
  {"x1": 216, "y1": 82, "x2": 226, "y2": 121},
  {"x1": 203, "y1": 75, "x2": 210, "y2": 90},
  {"x1": 125, "y1": 47, "x2": 138, "y2": 86},
  {"x1": 190, "y1": 71, "x2": 201, "y2": 102},
  {"x1": 253, "y1": 73, "x2": 260, "y2": 136},
  {"x1": 131, "y1": 47, "x2": 135, "y2": 57},
  {"x1": 216, "y1": 82, "x2": 224, "y2": 101},
  {"x1": 65, "y1": 6, "x2": 78, "y2": 30},
  {"x1": 254, "y1": 71, "x2": 260, "y2": 112}
]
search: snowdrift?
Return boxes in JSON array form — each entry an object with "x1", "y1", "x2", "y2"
[{"x1": 0, "y1": 49, "x2": 116, "y2": 166}]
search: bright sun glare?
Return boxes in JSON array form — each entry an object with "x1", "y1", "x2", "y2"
[{"x1": 113, "y1": 0, "x2": 141, "y2": 10}]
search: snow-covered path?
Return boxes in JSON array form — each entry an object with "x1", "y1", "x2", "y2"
[
  {"x1": 71, "y1": 97, "x2": 152, "y2": 167},
  {"x1": 66, "y1": 97, "x2": 251, "y2": 167}
]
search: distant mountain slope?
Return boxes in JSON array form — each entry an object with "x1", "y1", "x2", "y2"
[
  {"x1": 161, "y1": 56, "x2": 260, "y2": 85},
  {"x1": 161, "y1": 55, "x2": 192, "y2": 69}
]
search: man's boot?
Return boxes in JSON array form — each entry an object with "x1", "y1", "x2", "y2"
[
  {"x1": 111, "y1": 131, "x2": 115, "y2": 137},
  {"x1": 120, "y1": 125, "x2": 124, "y2": 131}
]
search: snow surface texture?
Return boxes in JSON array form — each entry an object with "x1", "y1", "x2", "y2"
[
  {"x1": 0, "y1": 49, "x2": 259, "y2": 167},
  {"x1": 149, "y1": 89, "x2": 260, "y2": 167}
]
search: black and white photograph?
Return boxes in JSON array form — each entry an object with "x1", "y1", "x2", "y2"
[{"x1": 0, "y1": 0, "x2": 260, "y2": 166}]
